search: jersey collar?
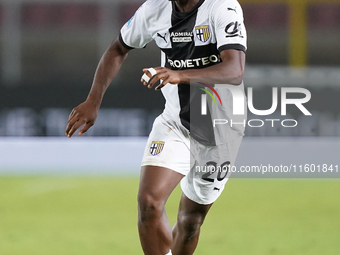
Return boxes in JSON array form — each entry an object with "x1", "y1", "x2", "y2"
[{"x1": 172, "y1": 0, "x2": 205, "y2": 18}]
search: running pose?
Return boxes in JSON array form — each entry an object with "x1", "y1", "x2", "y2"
[{"x1": 66, "y1": 0, "x2": 247, "y2": 254}]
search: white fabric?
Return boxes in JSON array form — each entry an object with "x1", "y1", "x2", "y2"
[
  {"x1": 141, "y1": 73, "x2": 150, "y2": 83},
  {"x1": 121, "y1": 0, "x2": 247, "y2": 143},
  {"x1": 141, "y1": 67, "x2": 157, "y2": 83},
  {"x1": 120, "y1": 0, "x2": 247, "y2": 50},
  {"x1": 210, "y1": 0, "x2": 247, "y2": 50},
  {"x1": 141, "y1": 115, "x2": 190, "y2": 176},
  {"x1": 148, "y1": 67, "x2": 157, "y2": 77},
  {"x1": 141, "y1": 114, "x2": 243, "y2": 204},
  {"x1": 181, "y1": 135, "x2": 242, "y2": 205}
]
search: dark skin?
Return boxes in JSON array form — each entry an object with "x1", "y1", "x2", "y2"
[
  {"x1": 171, "y1": 0, "x2": 200, "y2": 12},
  {"x1": 65, "y1": 39, "x2": 129, "y2": 137},
  {"x1": 65, "y1": 42, "x2": 245, "y2": 137},
  {"x1": 66, "y1": 0, "x2": 245, "y2": 254},
  {"x1": 141, "y1": 48, "x2": 245, "y2": 90}
]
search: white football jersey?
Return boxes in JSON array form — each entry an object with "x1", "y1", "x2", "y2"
[{"x1": 120, "y1": 0, "x2": 247, "y2": 146}]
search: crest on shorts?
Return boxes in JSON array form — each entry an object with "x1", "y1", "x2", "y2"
[
  {"x1": 195, "y1": 25, "x2": 210, "y2": 43},
  {"x1": 150, "y1": 141, "x2": 165, "y2": 156}
]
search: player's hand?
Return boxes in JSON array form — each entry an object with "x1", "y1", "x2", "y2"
[
  {"x1": 141, "y1": 67, "x2": 182, "y2": 91},
  {"x1": 65, "y1": 99, "x2": 99, "y2": 138}
]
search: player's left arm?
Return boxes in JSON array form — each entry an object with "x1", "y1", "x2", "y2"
[{"x1": 141, "y1": 48, "x2": 245, "y2": 90}]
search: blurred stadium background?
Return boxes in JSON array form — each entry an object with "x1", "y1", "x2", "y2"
[
  {"x1": 0, "y1": 0, "x2": 339, "y2": 254},
  {"x1": 0, "y1": 0, "x2": 340, "y2": 138},
  {"x1": 0, "y1": 0, "x2": 339, "y2": 171}
]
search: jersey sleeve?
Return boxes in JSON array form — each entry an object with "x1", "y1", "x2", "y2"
[
  {"x1": 119, "y1": 2, "x2": 153, "y2": 49},
  {"x1": 211, "y1": 0, "x2": 247, "y2": 53}
]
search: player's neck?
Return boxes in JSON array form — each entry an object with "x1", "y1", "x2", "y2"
[{"x1": 174, "y1": 0, "x2": 201, "y2": 12}]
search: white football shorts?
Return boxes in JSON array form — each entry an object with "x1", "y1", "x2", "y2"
[{"x1": 141, "y1": 114, "x2": 242, "y2": 205}]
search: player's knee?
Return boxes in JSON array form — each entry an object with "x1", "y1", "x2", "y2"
[
  {"x1": 137, "y1": 193, "x2": 164, "y2": 223},
  {"x1": 177, "y1": 213, "x2": 204, "y2": 242}
]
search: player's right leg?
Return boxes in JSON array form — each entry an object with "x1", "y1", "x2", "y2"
[
  {"x1": 139, "y1": 115, "x2": 190, "y2": 255},
  {"x1": 138, "y1": 165, "x2": 183, "y2": 255}
]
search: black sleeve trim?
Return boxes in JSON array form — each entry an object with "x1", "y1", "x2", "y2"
[
  {"x1": 218, "y1": 44, "x2": 246, "y2": 53},
  {"x1": 119, "y1": 33, "x2": 135, "y2": 50}
]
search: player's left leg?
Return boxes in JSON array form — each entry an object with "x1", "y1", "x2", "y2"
[
  {"x1": 170, "y1": 136, "x2": 243, "y2": 254},
  {"x1": 171, "y1": 193, "x2": 213, "y2": 255}
]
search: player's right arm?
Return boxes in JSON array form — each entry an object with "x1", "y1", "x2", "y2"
[
  {"x1": 66, "y1": 1, "x2": 152, "y2": 137},
  {"x1": 65, "y1": 39, "x2": 131, "y2": 138}
]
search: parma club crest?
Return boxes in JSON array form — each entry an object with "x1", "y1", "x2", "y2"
[
  {"x1": 195, "y1": 25, "x2": 210, "y2": 43},
  {"x1": 150, "y1": 141, "x2": 165, "y2": 156}
]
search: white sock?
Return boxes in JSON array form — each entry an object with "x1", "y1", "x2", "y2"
[{"x1": 164, "y1": 250, "x2": 172, "y2": 255}]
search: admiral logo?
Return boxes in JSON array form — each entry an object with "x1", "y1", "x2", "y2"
[{"x1": 170, "y1": 31, "x2": 193, "y2": 43}]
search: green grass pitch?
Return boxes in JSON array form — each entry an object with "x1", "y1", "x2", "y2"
[{"x1": 0, "y1": 177, "x2": 339, "y2": 255}]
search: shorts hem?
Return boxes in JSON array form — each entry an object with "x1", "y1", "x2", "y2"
[
  {"x1": 180, "y1": 182, "x2": 217, "y2": 205},
  {"x1": 141, "y1": 162, "x2": 187, "y2": 176}
]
